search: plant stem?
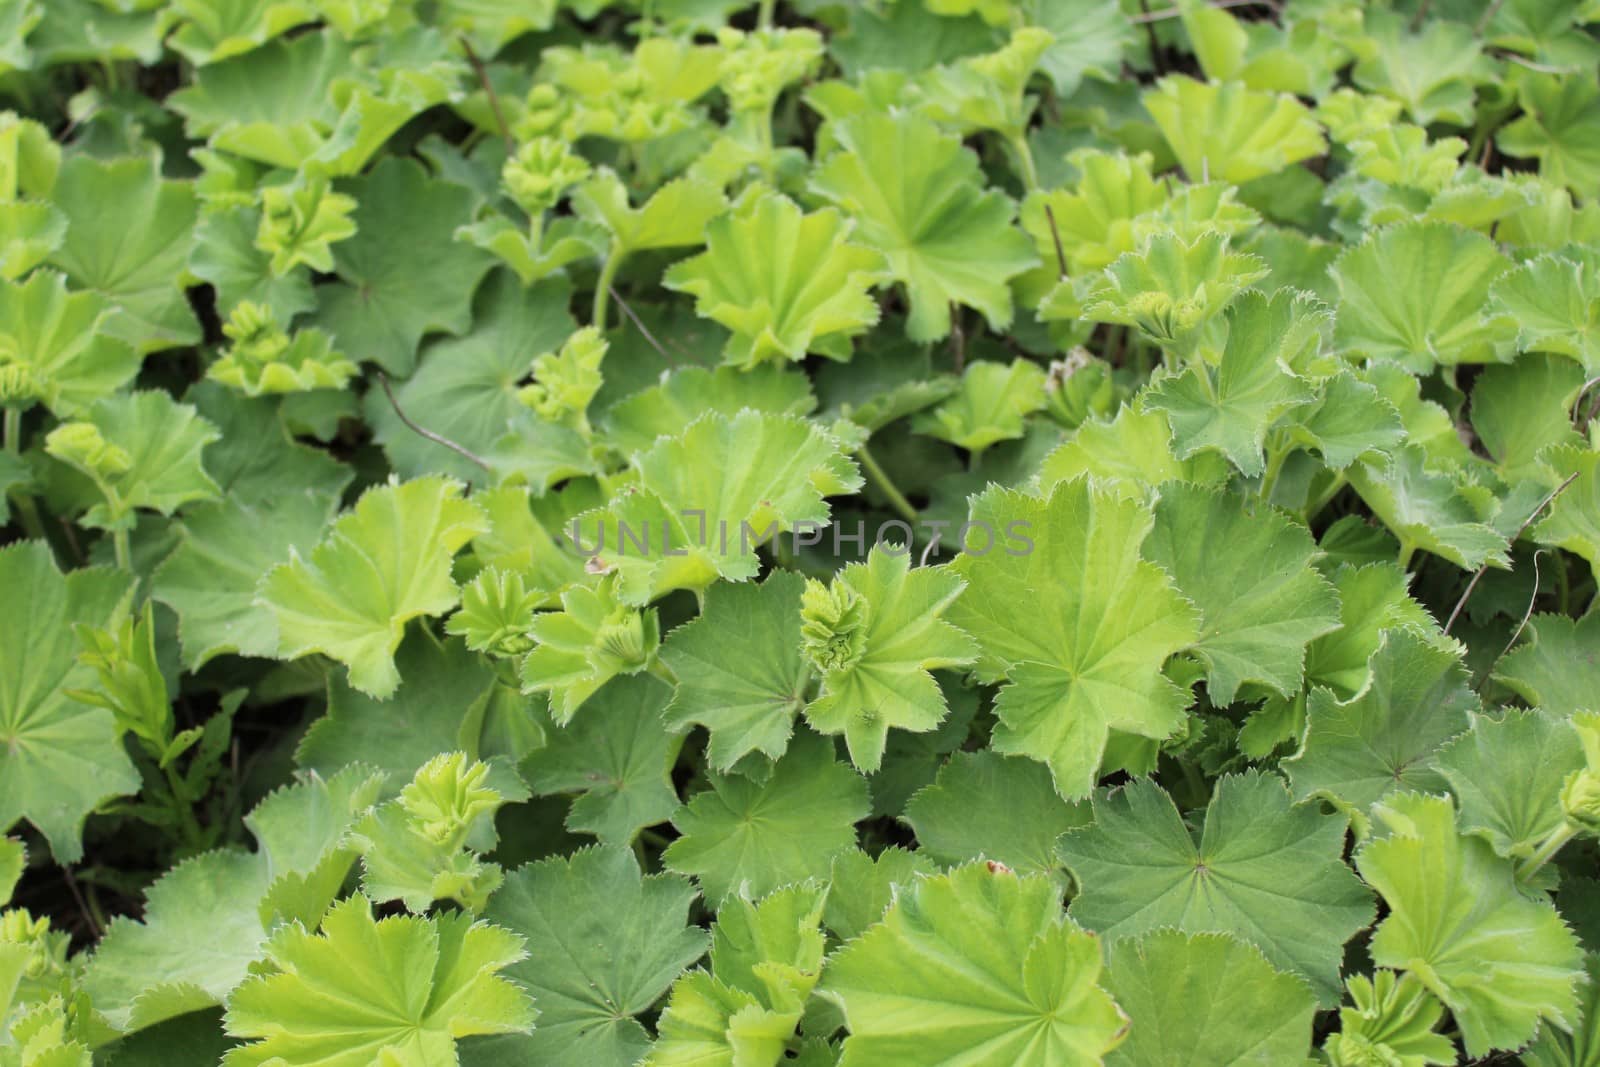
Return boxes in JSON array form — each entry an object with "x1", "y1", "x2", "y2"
[
  {"x1": 112, "y1": 528, "x2": 131, "y2": 571},
  {"x1": 1303, "y1": 472, "x2": 1347, "y2": 521},
  {"x1": 592, "y1": 244, "x2": 624, "y2": 329},
  {"x1": 758, "y1": 0, "x2": 776, "y2": 29},
  {"x1": 1005, "y1": 131, "x2": 1040, "y2": 193},
  {"x1": 1397, "y1": 539, "x2": 1416, "y2": 571},
  {"x1": 857, "y1": 445, "x2": 919, "y2": 525},
  {"x1": 3, "y1": 407, "x2": 19, "y2": 455},
  {"x1": 1519, "y1": 823, "x2": 1576, "y2": 882},
  {"x1": 163, "y1": 763, "x2": 205, "y2": 851},
  {"x1": 1257, "y1": 444, "x2": 1289, "y2": 506},
  {"x1": 647, "y1": 657, "x2": 678, "y2": 686}
]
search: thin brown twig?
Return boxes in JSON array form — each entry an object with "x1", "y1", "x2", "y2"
[
  {"x1": 375, "y1": 370, "x2": 493, "y2": 471},
  {"x1": 1572, "y1": 374, "x2": 1600, "y2": 430},
  {"x1": 1137, "y1": 0, "x2": 1166, "y2": 73},
  {"x1": 460, "y1": 36, "x2": 514, "y2": 155},
  {"x1": 61, "y1": 866, "x2": 100, "y2": 939},
  {"x1": 1493, "y1": 549, "x2": 1546, "y2": 668},
  {"x1": 1444, "y1": 472, "x2": 1579, "y2": 634},
  {"x1": 1043, "y1": 203, "x2": 1068, "y2": 279},
  {"x1": 609, "y1": 285, "x2": 678, "y2": 366}
]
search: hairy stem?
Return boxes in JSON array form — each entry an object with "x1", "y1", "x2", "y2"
[
  {"x1": 593, "y1": 244, "x2": 624, "y2": 330},
  {"x1": 857, "y1": 445, "x2": 920, "y2": 525}
]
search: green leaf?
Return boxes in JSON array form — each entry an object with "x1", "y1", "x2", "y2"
[
  {"x1": 1144, "y1": 483, "x2": 1341, "y2": 705},
  {"x1": 0, "y1": 201, "x2": 64, "y2": 282},
  {"x1": 1470, "y1": 353, "x2": 1587, "y2": 480},
  {"x1": 1490, "y1": 252, "x2": 1600, "y2": 374},
  {"x1": 1347, "y1": 446, "x2": 1509, "y2": 570},
  {"x1": 822, "y1": 847, "x2": 935, "y2": 943},
  {"x1": 208, "y1": 302, "x2": 356, "y2": 397},
  {"x1": 45, "y1": 154, "x2": 199, "y2": 353},
  {"x1": 948, "y1": 480, "x2": 1200, "y2": 799},
  {"x1": 1352, "y1": 12, "x2": 1497, "y2": 126},
  {"x1": 368, "y1": 273, "x2": 576, "y2": 483},
  {"x1": 1037, "y1": 404, "x2": 1229, "y2": 498},
  {"x1": 1142, "y1": 288, "x2": 1326, "y2": 476},
  {"x1": 167, "y1": 0, "x2": 316, "y2": 65},
  {"x1": 520, "y1": 575, "x2": 660, "y2": 723},
  {"x1": 1284, "y1": 372, "x2": 1406, "y2": 472},
  {"x1": 1019, "y1": 148, "x2": 1169, "y2": 278},
  {"x1": 186, "y1": 382, "x2": 353, "y2": 505},
  {"x1": 1058, "y1": 771, "x2": 1373, "y2": 1004},
  {"x1": 571, "y1": 171, "x2": 728, "y2": 257},
  {"x1": 1499, "y1": 69, "x2": 1600, "y2": 196},
  {"x1": 1283, "y1": 627, "x2": 1479, "y2": 821},
  {"x1": 810, "y1": 110, "x2": 1038, "y2": 342},
  {"x1": 311, "y1": 159, "x2": 495, "y2": 376},
  {"x1": 83, "y1": 766, "x2": 384, "y2": 1033},
  {"x1": 1356, "y1": 792, "x2": 1584, "y2": 1057},
  {"x1": 259, "y1": 476, "x2": 488, "y2": 699},
  {"x1": 0, "y1": 542, "x2": 136, "y2": 863},
  {"x1": 0, "y1": 837, "x2": 21, "y2": 907},
  {"x1": 1103, "y1": 931, "x2": 1318, "y2": 1067},
  {"x1": 663, "y1": 731, "x2": 869, "y2": 903},
  {"x1": 45, "y1": 390, "x2": 221, "y2": 532},
  {"x1": 1439, "y1": 709, "x2": 1584, "y2": 860},
  {"x1": 659, "y1": 570, "x2": 809, "y2": 772},
  {"x1": 1534, "y1": 445, "x2": 1600, "y2": 581},
  {"x1": 521, "y1": 674, "x2": 681, "y2": 846},
  {"x1": 1021, "y1": 0, "x2": 1131, "y2": 96},
  {"x1": 1075, "y1": 230, "x2": 1268, "y2": 349},
  {"x1": 481, "y1": 845, "x2": 707, "y2": 1067},
  {"x1": 821, "y1": 863, "x2": 1127, "y2": 1067},
  {"x1": 910, "y1": 358, "x2": 1047, "y2": 457},
  {"x1": 575, "y1": 411, "x2": 860, "y2": 605},
  {"x1": 221, "y1": 895, "x2": 534, "y2": 1066},
  {"x1": 601, "y1": 363, "x2": 815, "y2": 457},
  {"x1": 1495, "y1": 612, "x2": 1600, "y2": 716},
  {"x1": 904, "y1": 750, "x2": 1088, "y2": 875},
  {"x1": 664, "y1": 193, "x2": 885, "y2": 366},
  {"x1": 800, "y1": 547, "x2": 976, "y2": 772},
  {"x1": 1142, "y1": 75, "x2": 1325, "y2": 185},
  {"x1": 1330, "y1": 220, "x2": 1515, "y2": 371},
  {"x1": 188, "y1": 204, "x2": 316, "y2": 322},
  {"x1": 297, "y1": 634, "x2": 526, "y2": 781},
  {"x1": 0, "y1": 271, "x2": 139, "y2": 418}
]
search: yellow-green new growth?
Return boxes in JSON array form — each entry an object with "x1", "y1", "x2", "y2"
[
  {"x1": 502, "y1": 136, "x2": 591, "y2": 218},
  {"x1": 518, "y1": 325, "x2": 606, "y2": 434},
  {"x1": 800, "y1": 577, "x2": 868, "y2": 674},
  {"x1": 401, "y1": 752, "x2": 503, "y2": 848}
]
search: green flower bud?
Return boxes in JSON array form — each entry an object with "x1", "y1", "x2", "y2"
[{"x1": 800, "y1": 577, "x2": 869, "y2": 674}]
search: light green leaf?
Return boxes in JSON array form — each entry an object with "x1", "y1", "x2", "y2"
[
  {"x1": 1285, "y1": 372, "x2": 1406, "y2": 472},
  {"x1": 948, "y1": 480, "x2": 1200, "y2": 799},
  {"x1": 1356, "y1": 792, "x2": 1583, "y2": 1057},
  {"x1": 1490, "y1": 252, "x2": 1600, "y2": 374},
  {"x1": 1037, "y1": 404, "x2": 1229, "y2": 499},
  {"x1": 571, "y1": 170, "x2": 728, "y2": 257},
  {"x1": 1495, "y1": 612, "x2": 1600, "y2": 716},
  {"x1": 1076, "y1": 230, "x2": 1268, "y2": 349},
  {"x1": 1440, "y1": 709, "x2": 1584, "y2": 860},
  {"x1": 167, "y1": 0, "x2": 317, "y2": 65},
  {"x1": 601, "y1": 360, "x2": 813, "y2": 453},
  {"x1": 1019, "y1": 149, "x2": 1169, "y2": 278},
  {"x1": 1535, "y1": 445, "x2": 1600, "y2": 581},
  {"x1": 904, "y1": 750, "x2": 1088, "y2": 875},
  {"x1": 1021, "y1": 0, "x2": 1131, "y2": 96},
  {"x1": 1142, "y1": 288, "x2": 1326, "y2": 476},
  {"x1": 1499, "y1": 69, "x2": 1600, "y2": 196},
  {"x1": 1145, "y1": 483, "x2": 1341, "y2": 705},
  {"x1": 208, "y1": 302, "x2": 356, "y2": 397},
  {"x1": 1143, "y1": 75, "x2": 1325, "y2": 184},
  {"x1": 664, "y1": 193, "x2": 885, "y2": 366},
  {"x1": 0, "y1": 201, "x2": 64, "y2": 281},
  {"x1": 1284, "y1": 627, "x2": 1479, "y2": 820},
  {"x1": 1470, "y1": 354, "x2": 1587, "y2": 481},
  {"x1": 481, "y1": 845, "x2": 707, "y2": 1067},
  {"x1": 259, "y1": 476, "x2": 488, "y2": 699},
  {"x1": 574, "y1": 411, "x2": 860, "y2": 605},
  {"x1": 0, "y1": 542, "x2": 135, "y2": 863},
  {"x1": 1104, "y1": 931, "x2": 1318, "y2": 1067},
  {"x1": 45, "y1": 390, "x2": 221, "y2": 532},
  {"x1": 1330, "y1": 220, "x2": 1515, "y2": 371},
  {"x1": 659, "y1": 570, "x2": 809, "y2": 772},
  {"x1": 188, "y1": 203, "x2": 316, "y2": 322},
  {"x1": 801, "y1": 547, "x2": 976, "y2": 772},
  {"x1": 153, "y1": 490, "x2": 337, "y2": 670},
  {"x1": 1352, "y1": 11, "x2": 1497, "y2": 126},
  {"x1": 1058, "y1": 771, "x2": 1373, "y2": 1004},
  {"x1": 663, "y1": 731, "x2": 869, "y2": 903},
  {"x1": 45, "y1": 154, "x2": 199, "y2": 353},
  {"x1": 821, "y1": 863, "x2": 1127, "y2": 1067},
  {"x1": 910, "y1": 358, "x2": 1047, "y2": 457},
  {"x1": 822, "y1": 848, "x2": 935, "y2": 943},
  {"x1": 1347, "y1": 446, "x2": 1509, "y2": 570},
  {"x1": 221, "y1": 895, "x2": 534, "y2": 1066},
  {"x1": 522, "y1": 674, "x2": 681, "y2": 845},
  {"x1": 810, "y1": 110, "x2": 1038, "y2": 342},
  {"x1": 520, "y1": 575, "x2": 659, "y2": 724},
  {"x1": 312, "y1": 159, "x2": 495, "y2": 375},
  {"x1": 0, "y1": 271, "x2": 139, "y2": 418}
]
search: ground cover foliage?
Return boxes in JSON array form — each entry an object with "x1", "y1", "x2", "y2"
[{"x1": 4, "y1": 0, "x2": 1600, "y2": 1063}]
